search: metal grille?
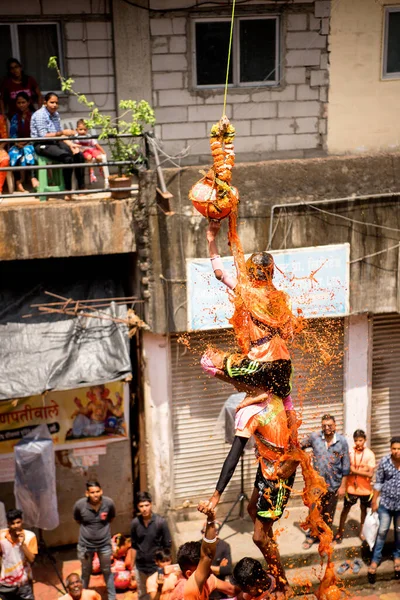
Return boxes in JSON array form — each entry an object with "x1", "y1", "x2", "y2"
[
  {"x1": 371, "y1": 313, "x2": 400, "y2": 461},
  {"x1": 170, "y1": 319, "x2": 344, "y2": 509}
]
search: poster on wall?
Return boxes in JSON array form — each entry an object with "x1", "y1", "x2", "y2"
[
  {"x1": 187, "y1": 244, "x2": 350, "y2": 331},
  {"x1": 0, "y1": 381, "x2": 129, "y2": 457}
]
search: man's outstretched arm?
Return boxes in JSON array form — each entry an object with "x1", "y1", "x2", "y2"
[{"x1": 194, "y1": 507, "x2": 217, "y2": 593}]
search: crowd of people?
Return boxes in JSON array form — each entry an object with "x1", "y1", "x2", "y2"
[
  {"x1": 0, "y1": 58, "x2": 109, "y2": 200},
  {"x1": 0, "y1": 431, "x2": 399, "y2": 600}
]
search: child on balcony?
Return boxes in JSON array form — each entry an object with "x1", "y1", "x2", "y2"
[
  {"x1": 0, "y1": 114, "x2": 10, "y2": 196},
  {"x1": 8, "y1": 92, "x2": 39, "y2": 192},
  {"x1": 75, "y1": 119, "x2": 109, "y2": 187}
]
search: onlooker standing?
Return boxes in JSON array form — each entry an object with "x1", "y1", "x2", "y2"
[
  {"x1": 73, "y1": 481, "x2": 116, "y2": 600},
  {"x1": 200, "y1": 522, "x2": 232, "y2": 600},
  {"x1": 368, "y1": 436, "x2": 400, "y2": 583},
  {"x1": 131, "y1": 491, "x2": 172, "y2": 600},
  {"x1": 336, "y1": 429, "x2": 376, "y2": 542},
  {"x1": 301, "y1": 414, "x2": 350, "y2": 549},
  {"x1": 60, "y1": 573, "x2": 101, "y2": 600},
  {"x1": 0, "y1": 58, "x2": 42, "y2": 119},
  {"x1": 0, "y1": 508, "x2": 38, "y2": 600}
]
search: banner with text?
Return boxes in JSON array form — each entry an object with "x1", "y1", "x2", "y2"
[
  {"x1": 0, "y1": 381, "x2": 129, "y2": 456},
  {"x1": 187, "y1": 244, "x2": 350, "y2": 330}
]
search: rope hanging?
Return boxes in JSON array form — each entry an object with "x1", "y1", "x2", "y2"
[{"x1": 222, "y1": 0, "x2": 236, "y2": 116}]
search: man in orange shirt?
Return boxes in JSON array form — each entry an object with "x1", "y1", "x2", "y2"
[
  {"x1": 335, "y1": 429, "x2": 376, "y2": 543},
  {"x1": 60, "y1": 573, "x2": 101, "y2": 600},
  {"x1": 177, "y1": 507, "x2": 236, "y2": 600}
]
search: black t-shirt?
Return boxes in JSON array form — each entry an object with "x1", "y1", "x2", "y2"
[
  {"x1": 130, "y1": 513, "x2": 172, "y2": 574},
  {"x1": 73, "y1": 496, "x2": 116, "y2": 550}
]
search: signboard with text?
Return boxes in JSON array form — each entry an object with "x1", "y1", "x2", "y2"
[
  {"x1": 187, "y1": 244, "x2": 350, "y2": 331},
  {"x1": 0, "y1": 381, "x2": 129, "y2": 456}
]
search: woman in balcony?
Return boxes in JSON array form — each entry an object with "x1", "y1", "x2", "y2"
[
  {"x1": 8, "y1": 92, "x2": 39, "y2": 192},
  {"x1": 30, "y1": 92, "x2": 85, "y2": 201},
  {"x1": 0, "y1": 58, "x2": 42, "y2": 119},
  {"x1": 0, "y1": 113, "x2": 10, "y2": 197}
]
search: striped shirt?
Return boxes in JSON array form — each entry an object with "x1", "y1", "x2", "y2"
[{"x1": 30, "y1": 106, "x2": 61, "y2": 138}]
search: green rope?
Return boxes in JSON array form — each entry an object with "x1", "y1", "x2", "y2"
[{"x1": 222, "y1": 0, "x2": 236, "y2": 117}]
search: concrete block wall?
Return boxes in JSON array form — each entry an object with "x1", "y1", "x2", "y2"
[{"x1": 150, "y1": 1, "x2": 330, "y2": 164}]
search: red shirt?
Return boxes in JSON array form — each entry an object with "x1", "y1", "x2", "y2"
[{"x1": 0, "y1": 76, "x2": 39, "y2": 118}]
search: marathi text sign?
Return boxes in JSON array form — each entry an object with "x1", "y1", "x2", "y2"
[
  {"x1": 0, "y1": 381, "x2": 128, "y2": 456},
  {"x1": 187, "y1": 243, "x2": 349, "y2": 331}
]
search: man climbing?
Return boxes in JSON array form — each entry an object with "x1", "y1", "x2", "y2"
[{"x1": 201, "y1": 390, "x2": 297, "y2": 596}]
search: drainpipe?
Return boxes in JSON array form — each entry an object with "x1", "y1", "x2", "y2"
[{"x1": 267, "y1": 191, "x2": 400, "y2": 250}]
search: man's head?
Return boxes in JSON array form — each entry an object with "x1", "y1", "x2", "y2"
[
  {"x1": 65, "y1": 573, "x2": 83, "y2": 599},
  {"x1": 86, "y1": 481, "x2": 103, "y2": 504},
  {"x1": 353, "y1": 429, "x2": 366, "y2": 451},
  {"x1": 136, "y1": 491, "x2": 152, "y2": 518},
  {"x1": 155, "y1": 548, "x2": 172, "y2": 570},
  {"x1": 321, "y1": 414, "x2": 336, "y2": 436},
  {"x1": 177, "y1": 541, "x2": 201, "y2": 579},
  {"x1": 6, "y1": 509, "x2": 23, "y2": 534},
  {"x1": 233, "y1": 557, "x2": 270, "y2": 596},
  {"x1": 246, "y1": 252, "x2": 274, "y2": 284},
  {"x1": 390, "y1": 436, "x2": 400, "y2": 461}
]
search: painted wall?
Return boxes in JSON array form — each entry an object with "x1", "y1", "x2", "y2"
[
  {"x1": 148, "y1": 0, "x2": 330, "y2": 164},
  {"x1": 328, "y1": 0, "x2": 400, "y2": 153},
  {"x1": 142, "y1": 331, "x2": 173, "y2": 514}
]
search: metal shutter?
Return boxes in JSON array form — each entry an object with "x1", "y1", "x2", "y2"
[
  {"x1": 371, "y1": 313, "x2": 400, "y2": 461},
  {"x1": 170, "y1": 319, "x2": 344, "y2": 509}
]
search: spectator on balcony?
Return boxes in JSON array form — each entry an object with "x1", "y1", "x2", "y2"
[
  {"x1": 8, "y1": 92, "x2": 39, "y2": 192},
  {"x1": 0, "y1": 58, "x2": 42, "y2": 119},
  {"x1": 30, "y1": 92, "x2": 85, "y2": 200},
  {"x1": 0, "y1": 113, "x2": 10, "y2": 196}
]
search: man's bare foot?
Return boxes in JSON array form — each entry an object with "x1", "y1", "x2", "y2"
[
  {"x1": 64, "y1": 194, "x2": 74, "y2": 201},
  {"x1": 16, "y1": 182, "x2": 26, "y2": 193},
  {"x1": 276, "y1": 459, "x2": 299, "y2": 479},
  {"x1": 31, "y1": 177, "x2": 39, "y2": 189}
]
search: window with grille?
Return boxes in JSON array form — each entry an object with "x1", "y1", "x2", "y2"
[
  {"x1": 0, "y1": 23, "x2": 62, "y2": 92},
  {"x1": 193, "y1": 16, "x2": 279, "y2": 88}
]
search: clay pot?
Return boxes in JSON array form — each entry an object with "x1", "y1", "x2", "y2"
[
  {"x1": 109, "y1": 174, "x2": 132, "y2": 199},
  {"x1": 189, "y1": 178, "x2": 239, "y2": 220}
]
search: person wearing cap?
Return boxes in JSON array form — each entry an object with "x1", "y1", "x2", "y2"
[{"x1": 199, "y1": 522, "x2": 232, "y2": 600}]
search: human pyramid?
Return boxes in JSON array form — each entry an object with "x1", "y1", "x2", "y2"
[{"x1": 182, "y1": 116, "x2": 340, "y2": 600}]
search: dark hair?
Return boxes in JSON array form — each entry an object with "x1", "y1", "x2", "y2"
[
  {"x1": 65, "y1": 573, "x2": 82, "y2": 587},
  {"x1": 6, "y1": 58, "x2": 27, "y2": 83},
  {"x1": 6, "y1": 508, "x2": 23, "y2": 523},
  {"x1": 15, "y1": 92, "x2": 30, "y2": 103},
  {"x1": 390, "y1": 436, "x2": 400, "y2": 445},
  {"x1": 177, "y1": 541, "x2": 201, "y2": 572},
  {"x1": 155, "y1": 548, "x2": 172, "y2": 562},
  {"x1": 353, "y1": 429, "x2": 366, "y2": 439},
  {"x1": 233, "y1": 557, "x2": 267, "y2": 590},
  {"x1": 86, "y1": 480, "x2": 101, "y2": 490},
  {"x1": 44, "y1": 92, "x2": 59, "y2": 103},
  {"x1": 136, "y1": 491, "x2": 152, "y2": 505},
  {"x1": 321, "y1": 414, "x2": 335, "y2": 422},
  {"x1": 76, "y1": 119, "x2": 87, "y2": 128}
]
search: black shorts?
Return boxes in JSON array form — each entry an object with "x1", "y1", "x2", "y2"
[
  {"x1": 223, "y1": 355, "x2": 292, "y2": 398},
  {"x1": 255, "y1": 466, "x2": 295, "y2": 522},
  {"x1": 0, "y1": 583, "x2": 34, "y2": 600},
  {"x1": 344, "y1": 493, "x2": 372, "y2": 508}
]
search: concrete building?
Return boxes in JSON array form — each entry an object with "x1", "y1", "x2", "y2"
[{"x1": 0, "y1": 0, "x2": 399, "y2": 543}]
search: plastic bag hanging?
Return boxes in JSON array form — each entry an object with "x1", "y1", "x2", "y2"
[{"x1": 14, "y1": 423, "x2": 59, "y2": 530}]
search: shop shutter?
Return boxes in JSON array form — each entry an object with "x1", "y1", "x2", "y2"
[
  {"x1": 170, "y1": 319, "x2": 344, "y2": 510},
  {"x1": 371, "y1": 313, "x2": 400, "y2": 461}
]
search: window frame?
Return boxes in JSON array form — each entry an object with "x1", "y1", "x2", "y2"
[
  {"x1": 1, "y1": 21, "x2": 64, "y2": 92},
  {"x1": 192, "y1": 15, "x2": 280, "y2": 90},
  {"x1": 382, "y1": 6, "x2": 400, "y2": 80}
]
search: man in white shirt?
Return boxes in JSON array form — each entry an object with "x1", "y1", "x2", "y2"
[{"x1": 0, "y1": 508, "x2": 38, "y2": 599}]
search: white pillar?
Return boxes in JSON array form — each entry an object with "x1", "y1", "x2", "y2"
[
  {"x1": 142, "y1": 331, "x2": 173, "y2": 512},
  {"x1": 343, "y1": 314, "x2": 372, "y2": 444}
]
